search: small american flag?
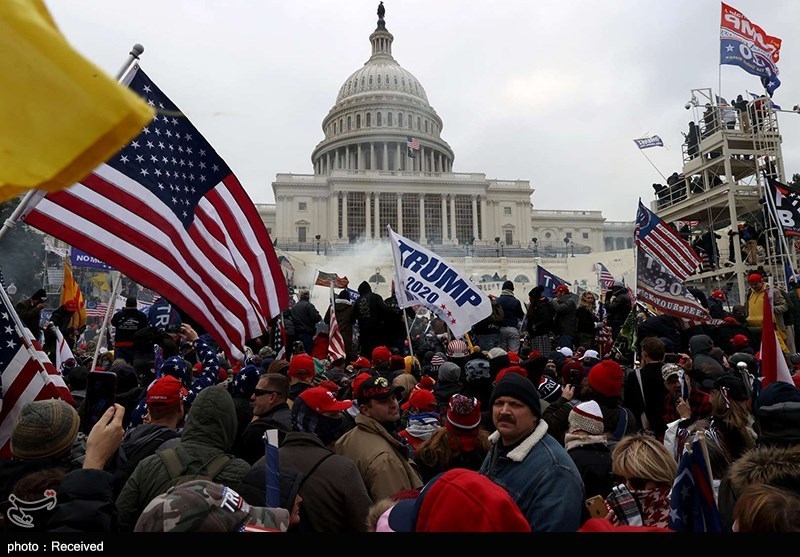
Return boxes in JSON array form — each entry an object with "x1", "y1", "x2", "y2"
[
  {"x1": 272, "y1": 313, "x2": 287, "y2": 360},
  {"x1": 137, "y1": 285, "x2": 158, "y2": 308},
  {"x1": 0, "y1": 270, "x2": 73, "y2": 458},
  {"x1": 596, "y1": 262, "x2": 615, "y2": 294},
  {"x1": 85, "y1": 302, "x2": 109, "y2": 318},
  {"x1": 406, "y1": 136, "x2": 420, "y2": 150},
  {"x1": 328, "y1": 285, "x2": 346, "y2": 362}
]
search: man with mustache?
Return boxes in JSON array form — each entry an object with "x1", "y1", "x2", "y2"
[{"x1": 479, "y1": 373, "x2": 584, "y2": 531}]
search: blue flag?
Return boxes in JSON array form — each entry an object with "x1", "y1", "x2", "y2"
[
  {"x1": 536, "y1": 266, "x2": 570, "y2": 298},
  {"x1": 747, "y1": 91, "x2": 781, "y2": 110},
  {"x1": 668, "y1": 437, "x2": 724, "y2": 532}
]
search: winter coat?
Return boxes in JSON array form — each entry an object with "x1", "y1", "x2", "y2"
[
  {"x1": 333, "y1": 413, "x2": 423, "y2": 502},
  {"x1": 110, "y1": 308, "x2": 149, "y2": 346},
  {"x1": 291, "y1": 298, "x2": 322, "y2": 335},
  {"x1": 688, "y1": 334, "x2": 725, "y2": 376},
  {"x1": 241, "y1": 432, "x2": 372, "y2": 532},
  {"x1": 497, "y1": 292, "x2": 524, "y2": 328},
  {"x1": 525, "y1": 298, "x2": 556, "y2": 336},
  {"x1": 565, "y1": 434, "x2": 613, "y2": 499},
  {"x1": 15, "y1": 298, "x2": 44, "y2": 339},
  {"x1": 623, "y1": 362, "x2": 669, "y2": 438},
  {"x1": 109, "y1": 423, "x2": 180, "y2": 497},
  {"x1": 47, "y1": 469, "x2": 116, "y2": 532},
  {"x1": 605, "y1": 288, "x2": 631, "y2": 329},
  {"x1": 324, "y1": 299, "x2": 356, "y2": 361},
  {"x1": 115, "y1": 384, "x2": 251, "y2": 530},
  {"x1": 551, "y1": 296, "x2": 578, "y2": 336},
  {"x1": 479, "y1": 421, "x2": 584, "y2": 532},
  {"x1": 235, "y1": 403, "x2": 292, "y2": 464}
]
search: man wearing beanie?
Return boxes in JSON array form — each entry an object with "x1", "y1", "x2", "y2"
[
  {"x1": 565, "y1": 400, "x2": 613, "y2": 501},
  {"x1": 15, "y1": 288, "x2": 48, "y2": 340},
  {"x1": 479, "y1": 373, "x2": 583, "y2": 531},
  {"x1": 497, "y1": 280, "x2": 524, "y2": 353}
]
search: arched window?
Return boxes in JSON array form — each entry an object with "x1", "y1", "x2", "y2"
[
  {"x1": 417, "y1": 117, "x2": 421, "y2": 130},
  {"x1": 339, "y1": 118, "x2": 343, "y2": 133},
  {"x1": 387, "y1": 112, "x2": 393, "y2": 126},
  {"x1": 424, "y1": 120, "x2": 428, "y2": 133},
  {"x1": 398, "y1": 113, "x2": 403, "y2": 127},
  {"x1": 347, "y1": 116, "x2": 351, "y2": 131},
  {"x1": 361, "y1": 77, "x2": 365, "y2": 87},
  {"x1": 366, "y1": 113, "x2": 372, "y2": 127},
  {"x1": 333, "y1": 122, "x2": 337, "y2": 134},
  {"x1": 377, "y1": 75, "x2": 382, "y2": 85},
  {"x1": 394, "y1": 76, "x2": 398, "y2": 85},
  {"x1": 369, "y1": 75, "x2": 373, "y2": 85},
  {"x1": 356, "y1": 114, "x2": 361, "y2": 128},
  {"x1": 377, "y1": 112, "x2": 382, "y2": 126}
]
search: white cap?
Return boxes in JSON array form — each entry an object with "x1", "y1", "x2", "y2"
[
  {"x1": 557, "y1": 347, "x2": 573, "y2": 358},
  {"x1": 579, "y1": 349, "x2": 600, "y2": 361}
]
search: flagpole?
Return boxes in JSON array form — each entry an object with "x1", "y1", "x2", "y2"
[
  {"x1": 91, "y1": 271, "x2": 122, "y2": 370},
  {"x1": 0, "y1": 45, "x2": 146, "y2": 246},
  {"x1": 637, "y1": 150, "x2": 668, "y2": 182},
  {"x1": 0, "y1": 274, "x2": 50, "y2": 370}
]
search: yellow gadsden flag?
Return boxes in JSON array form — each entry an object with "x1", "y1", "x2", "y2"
[
  {"x1": 0, "y1": 0, "x2": 155, "y2": 202},
  {"x1": 60, "y1": 260, "x2": 86, "y2": 329}
]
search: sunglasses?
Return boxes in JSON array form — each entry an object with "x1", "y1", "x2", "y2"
[
  {"x1": 253, "y1": 389, "x2": 278, "y2": 397},
  {"x1": 613, "y1": 475, "x2": 650, "y2": 491}
]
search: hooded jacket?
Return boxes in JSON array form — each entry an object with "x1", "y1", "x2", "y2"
[
  {"x1": 688, "y1": 334, "x2": 725, "y2": 376},
  {"x1": 115, "y1": 384, "x2": 251, "y2": 530}
]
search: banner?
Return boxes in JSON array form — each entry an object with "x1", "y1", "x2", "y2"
[
  {"x1": 636, "y1": 248, "x2": 715, "y2": 324},
  {"x1": 389, "y1": 226, "x2": 490, "y2": 337},
  {"x1": 70, "y1": 247, "x2": 114, "y2": 270},
  {"x1": 536, "y1": 265, "x2": 570, "y2": 299},
  {"x1": 768, "y1": 177, "x2": 800, "y2": 237},
  {"x1": 720, "y1": 3, "x2": 781, "y2": 94},
  {"x1": 633, "y1": 135, "x2": 663, "y2": 149},
  {"x1": 147, "y1": 298, "x2": 182, "y2": 330},
  {"x1": 314, "y1": 271, "x2": 349, "y2": 289}
]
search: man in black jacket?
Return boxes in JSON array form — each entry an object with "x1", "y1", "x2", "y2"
[
  {"x1": 355, "y1": 281, "x2": 389, "y2": 357},
  {"x1": 290, "y1": 288, "x2": 321, "y2": 354},
  {"x1": 622, "y1": 337, "x2": 669, "y2": 439},
  {"x1": 235, "y1": 373, "x2": 292, "y2": 464},
  {"x1": 111, "y1": 297, "x2": 149, "y2": 365},
  {"x1": 15, "y1": 288, "x2": 47, "y2": 340},
  {"x1": 604, "y1": 282, "x2": 631, "y2": 342}
]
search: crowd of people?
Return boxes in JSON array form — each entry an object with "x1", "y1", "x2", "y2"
[{"x1": 2, "y1": 270, "x2": 800, "y2": 534}]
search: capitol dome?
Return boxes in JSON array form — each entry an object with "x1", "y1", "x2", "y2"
[{"x1": 311, "y1": 8, "x2": 453, "y2": 175}]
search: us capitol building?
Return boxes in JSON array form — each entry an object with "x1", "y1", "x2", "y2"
[{"x1": 256, "y1": 5, "x2": 634, "y2": 294}]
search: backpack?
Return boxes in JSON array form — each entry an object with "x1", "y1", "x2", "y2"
[
  {"x1": 157, "y1": 447, "x2": 233, "y2": 489},
  {"x1": 490, "y1": 299, "x2": 505, "y2": 324},
  {"x1": 112, "y1": 426, "x2": 180, "y2": 494}
]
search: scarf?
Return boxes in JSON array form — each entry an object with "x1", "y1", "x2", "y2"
[
  {"x1": 445, "y1": 420, "x2": 480, "y2": 452},
  {"x1": 564, "y1": 433, "x2": 608, "y2": 452}
]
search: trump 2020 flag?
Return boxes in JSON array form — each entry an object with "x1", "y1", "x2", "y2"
[
  {"x1": 21, "y1": 65, "x2": 289, "y2": 361},
  {"x1": 536, "y1": 265, "x2": 570, "y2": 299},
  {"x1": 633, "y1": 136, "x2": 663, "y2": 149},
  {"x1": 388, "y1": 226, "x2": 490, "y2": 337},
  {"x1": 720, "y1": 3, "x2": 782, "y2": 95}
]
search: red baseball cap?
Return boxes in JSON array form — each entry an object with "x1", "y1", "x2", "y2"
[
  {"x1": 351, "y1": 372, "x2": 374, "y2": 399},
  {"x1": 297, "y1": 386, "x2": 352, "y2": 413},
  {"x1": 747, "y1": 273, "x2": 763, "y2": 284},
  {"x1": 352, "y1": 356, "x2": 371, "y2": 370},
  {"x1": 147, "y1": 376, "x2": 187, "y2": 408},
  {"x1": 401, "y1": 388, "x2": 437, "y2": 412},
  {"x1": 554, "y1": 285, "x2": 569, "y2": 293},
  {"x1": 731, "y1": 334, "x2": 750, "y2": 347},
  {"x1": 371, "y1": 346, "x2": 392, "y2": 366},
  {"x1": 288, "y1": 354, "x2": 315, "y2": 379}
]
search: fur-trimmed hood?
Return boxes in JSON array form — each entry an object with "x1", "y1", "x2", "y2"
[{"x1": 727, "y1": 444, "x2": 800, "y2": 493}]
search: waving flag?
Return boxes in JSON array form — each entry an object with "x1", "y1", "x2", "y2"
[
  {"x1": 59, "y1": 260, "x2": 86, "y2": 329},
  {"x1": 633, "y1": 136, "x2": 663, "y2": 149},
  {"x1": 760, "y1": 282, "x2": 794, "y2": 387},
  {"x1": 21, "y1": 65, "x2": 289, "y2": 361},
  {"x1": 389, "y1": 226, "x2": 490, "y2": 338},
  {"x1": 536, "y1": 265, "x2": 571, "y2": 299},
  {"x1": 747, "y1": 91, "x2": 781, "y2": 110},
  {"x1": 328, "y1": 285, "x2": 347, "y2": 362},
  {"x1": 53, "y1": 327, "x2": 75, "y2": 373},
  {"x1": 720, "y1": 3, "x2": 781, "y2": 95},
  {"x1": 595, "y1": 262, "x2": 615, "y2": 293},
  {"x1": 407, "y1": 136, "x2": 420, "y2": 158},
  {"x1": 668, "y1": 436, "x2": 724, "y2": 532},
  {"x1": 0, "y1": 0, "x2": 154, "y2": 203},
  {"x1": 315, "y1": 271, "x2": 349, "y2": 289},
  {"x1": 636, "y1": 200, "x2": 701, "y2": 280},
  {"x1": 0, "y1": 271, "x2": 73, "y2": 458}
]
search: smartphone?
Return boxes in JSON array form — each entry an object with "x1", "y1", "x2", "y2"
[
  {"x1": 585, "y1": 495, "x2": 607, "y2": 519},
  {"x1": 85, "y1": 371, "x2": 117, "y2": 431},
  {"x1": 664, "y1": 353, "x2": 681, "y2": 364}
]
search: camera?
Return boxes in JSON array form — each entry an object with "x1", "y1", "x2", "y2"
[
  {"x1": 664, "y1": 353, "x2": 681, "y2": 364},
  {"x1": 164, "y1": 324, "x2": 183, "y2": 334},
  {"x1": 684, "y1": 102, "x2": 692, "y2": 110}
]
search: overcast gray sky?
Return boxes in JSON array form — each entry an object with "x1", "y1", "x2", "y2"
[{"x1": 47, "y1": 0, "x2": 800, "y2": 222}]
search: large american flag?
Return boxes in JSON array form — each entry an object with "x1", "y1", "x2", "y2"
[
  {"x1": 0, "y1": 272, "x2": 73, "y2": 458},
  {"x1": 636, "y1": 200, "x2": 701, "y2": 280},
  {"x1": 21, "y1": 65, "x2": 289, "y2": 361},
  {"x1": 596, "y1": 262, "x2": 615, "y2": 293},
  {"x1": 327, "y1": 285, "x2": 347, "y2": 362}
]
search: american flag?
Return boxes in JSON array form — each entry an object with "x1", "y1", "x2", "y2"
[
  {"x1": 0, "y1": 271, "x2": 73, "y2": 458},
  {"x1": 327, "y1": 285, "x2": 347, "y2": 362},
  {"x1": 406, "y1": 136, "x2": 420, "y2": 150},
  {"x1": 85, "y1": 302, "x2": 109, "y2": 318},
  {"x1": 668, "y1": 436, "x2": 724, "y2": 532},
  {"x1": 596, "y1": 262, "x2": 615, "y2": 293},
  {"x1": 314, "y1": 271, "x2": 349, "y2": 289},
  {"x1": 272, "y1": 313, "x2": 287, "y2": 360},
  {"x1": 21, "y1": 65, "x2": 289, "y2": 361},
  {"x1": 636, "y1": 200, "x2": 701, "y2": 280},
  {"x1": 137, "y1": 285, "x2": 158, "y2": 309}
]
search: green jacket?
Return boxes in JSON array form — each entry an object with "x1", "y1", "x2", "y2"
[{"x1": 115, "y1": 384, "x2": 251, "y2": 530}]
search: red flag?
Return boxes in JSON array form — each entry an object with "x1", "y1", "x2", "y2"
[
  {"x1": 328, "y1": 285, "x2": 347, "y2": 362},
  {"x1": 21, "y1": 66, "x2": 289, "y2": 362},
  {"x1": 760, "y1": 286, "x2": 794, "y2": 387}
]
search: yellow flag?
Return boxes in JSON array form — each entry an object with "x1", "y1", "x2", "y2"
[
  {"x1": 0, "y1": 0, "x2": 155, "y2": 202},
  {"x1": 60, "y1": 260, "x2": 86, "y2": 329}
]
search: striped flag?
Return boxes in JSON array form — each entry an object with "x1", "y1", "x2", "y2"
[
  {"x1": 21, "y1": 65, "x2": 289, "y2": 361},
  {"x1": 315, "y1": 271, "x2": 349, "y2": 289},
  {"x1": 137, "y1": 285, "x2": 158, "y2": 309},
  {"x1": 272, "y1": 313, "x2": 287, "y2": 360},
  {"x1": 596, "y1": 262, "x2": 615, "y2": 293},
  {"x1": 636, "y1": 200, "x2": 701, "y2": 280},
  {"x1": 668, "y1": 436, "x2": 724, "y2": 532},
  {"x1": 328, "y1": 285, "x2": 346, "y2": 362},
  {"x1": 85, "y1": 302, "x2": 109, "y2": 318},
  {"x1": 760, "y1": 283, "x2": 794, "y2": 387},
  {"x1": 0, "y1": 271, "x2": 73, "y2": 458},
  {"x1": 53, "y1": 327, "x2": 75, "y2": 373},
  {"x1": 407, "y1": 136, "x2": 419, "y2": 158}
]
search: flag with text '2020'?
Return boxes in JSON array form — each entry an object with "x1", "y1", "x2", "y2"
[
  {"x1": 21, "y1": 65, "x2": 289, "y2": 361},
  {"x1": 636, "y1": 200, "x2": 701, "y2": 281},
  {"x1": 389, "y1": 227, "x2": 490, "y2": 338},
  {"x1": 720, "y1": 3, "x2": 781, "y2": 95}
]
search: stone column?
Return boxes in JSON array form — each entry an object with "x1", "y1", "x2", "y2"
[
  {"x1": 370, "y1": 143, "x2": 376, "y2": 171},
  {"x1": 326, "y1": 152, "x2": 331, "y2": 174},
  {"x1": 431, "y1": 149, "x2": 436, "y2": 174},
  {"x1": 440, "y1": 194, "x2": 447, "y2": 242},
  {"x1": 450, "y1": 193, "x2": 457, "y2": 241},
  {"x1": 382, "y1": 142, "x2": 388, "y2": 171},
  {"x1": 419, "y1": 193, "x2": 427, "y2": 244},
  {"x1": 471, "y1": 195, "x2": 479, "y2": 242},
  {"x1": 365, "y1": 192, "x2": 372, "y2": 239},
  {"x1": 396, "y1": 193, "x2": 403, "y2": 234},
  {"x1": 345, "y1": 146, "x2": 350, "y2": 170},
  {"x1": 356, "y1": 144, "x2": 362, "y2": 170},
  {"x1": 342, "y1": 191, "x2": 349, "y2": 241},
  {"x1": 332, "y1": 192, "x2": 340, "y2": 239},
  {"x1": 420, "y1": 146, "x2": 426, "y2": 172},
  {"x1": 396, "y1": 143, "x2": 402, "y2": 170},
  {"x1": 374, "y1": 192, "x2": 380, "y2": 238},
  {"x1": 480, "y1": 195, "x2": 487, "y2": 241}
]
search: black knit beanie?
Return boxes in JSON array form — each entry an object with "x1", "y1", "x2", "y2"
[{"x1": 490, "y1": 373, "x2": 541, "y2": 418}]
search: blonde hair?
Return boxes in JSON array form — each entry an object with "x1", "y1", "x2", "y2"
[
  {"x1": 710, "y1": 390, "x2": 757, "y2": 449},
  {"x1": 578, "y1": 291, "x2": 597, "y2": 310},
  {"x1": 733, "y1": 483, "x2": 800, "y2": 532},
  {"x1": 611, "y1": 434, "x2": 677, "y2": 486}
]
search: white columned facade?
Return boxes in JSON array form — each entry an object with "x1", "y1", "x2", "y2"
[
  {"x1": 396, "y1": 193, "x2": 403, "y2": 234},
  {"x1": 471, "y1": 194, "x2": 479, "y2": 241},
  {"x1": 440, "y1": 194, "x2": 447, "y2": 242},
  {"x1": 374, "y1": 192, "x2": 380, "y2": 238},
  {"x1": 449, "y1": 193, "x2": 457, "y2": 242},
  {"x1": 382, "y1": 141, "x2": 388, "y2": 170},
  {"x1": 418, "y1": 193, "x2": 426, "y2": 244},
  {"x1": 370, "y1": 143, "x2": 376, "y2": 170},
  {"x1": 365, "y1": 192, "x2": 372, "y2": 239},
  {"x1": 342, "y1": 191, "x2": 349, "y2": 241},
  {"x1": 480, "y1": 196, "x2": 487, "y2": 242}
]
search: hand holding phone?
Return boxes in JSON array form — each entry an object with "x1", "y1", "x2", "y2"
[{"x1": 85, "y1": 371, "x2": 117, "y2": 433}]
